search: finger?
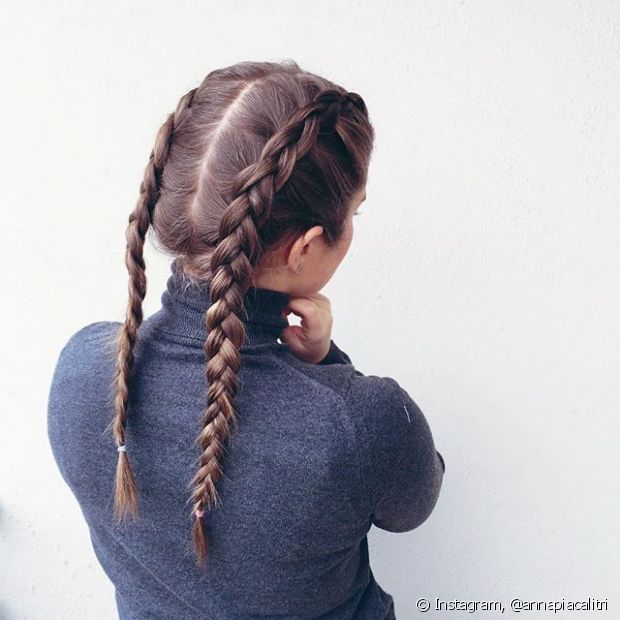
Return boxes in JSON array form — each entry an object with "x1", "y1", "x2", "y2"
[
  {"x1": 282, "y1": 295, "x2": 332, "y2": 340},
  {"x1": 280, "y1": 324, "x2": 306, "y2": 348},
  {"x1": 284, "y1": 296, "x2": 318, "y2": 317},
  {"x1": 310, "y1": 291, "x2": 330, "y2": 306}
]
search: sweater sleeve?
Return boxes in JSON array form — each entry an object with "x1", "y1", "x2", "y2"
[
  {"x1": 318, "y1": 339, "x2": 353, "y2": 365},
  {"x1": 345, "y1": 374, "x2": 445, "y2": 532}
]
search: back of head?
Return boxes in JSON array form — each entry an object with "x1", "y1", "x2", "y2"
[{"x1": 106, "y1": 59, "x2": 375, "y2": 566}]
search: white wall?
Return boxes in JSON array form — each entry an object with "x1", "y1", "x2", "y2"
[{"x1": 2, "y1": 1, "x2": 619, "y2": 618}]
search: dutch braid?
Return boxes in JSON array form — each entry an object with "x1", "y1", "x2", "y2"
[
  {"x1": 188, "y1": 88, "x2": 362, "y2": 565},
  {"x1": 106, "y1": 87, "x2": 198, "y2": 524}
]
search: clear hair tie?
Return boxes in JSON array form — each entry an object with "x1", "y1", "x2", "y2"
[{"x1": 117, "y1": 444, "x2": 127, "y2": 452}]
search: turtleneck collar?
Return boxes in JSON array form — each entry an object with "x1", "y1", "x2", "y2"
[{"x1": 151, "y1": 258, "x2": 291, "y2": 347}]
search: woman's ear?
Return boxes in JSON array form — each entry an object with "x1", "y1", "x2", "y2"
[
  {"x1": 300, "y1": 226, "x2": 326, "y2": 255},
  {"x1": 286, "y1": 225, "x2": 324, "y2": 273}
]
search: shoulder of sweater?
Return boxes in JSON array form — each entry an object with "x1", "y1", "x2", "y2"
[
  {"x1": 321, "y1": 364, "x2": 422, "y2": 449},
  {"x1": 52, "y1": 321, "x2": 121, "y2": 383},
  {"x1": 273, "y1": 347, "x2": 403, "y2": 414},
  {"x1": 61, "y1": 319, "x2": 120, "y2": 353}
]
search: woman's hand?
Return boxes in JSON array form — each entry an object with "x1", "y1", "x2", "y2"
[{"x1": 280, "y1": 292, "x2": 333, "y2": 364}]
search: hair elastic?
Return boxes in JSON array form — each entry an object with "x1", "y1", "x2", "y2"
[
  {"x1": 117, "y1": 444, "x2": 127, "y2": 452},
  {"x1": 195, "y1": 508, "x2": 204, "y2": 518}
]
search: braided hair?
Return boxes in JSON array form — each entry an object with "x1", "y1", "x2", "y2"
[{"x1": 105, "y1": 60, "x2": 375, "y2": 566}]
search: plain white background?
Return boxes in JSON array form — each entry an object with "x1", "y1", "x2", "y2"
[{"x1": 2, "y1": 1, "x2": 619, "y2": 618}]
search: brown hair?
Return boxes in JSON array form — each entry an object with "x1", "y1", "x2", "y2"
[{"x1": 105, "y1": 59, "x2": 375, "y2": 566}]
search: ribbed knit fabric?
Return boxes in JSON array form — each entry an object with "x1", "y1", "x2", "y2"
[{"x1": 47, "y1": 258, "x2": 445, "y2": 620}]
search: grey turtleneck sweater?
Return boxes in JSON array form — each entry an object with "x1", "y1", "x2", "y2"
[{"x1": 47, "y1": 258, "x2": 445, "y2": 620}]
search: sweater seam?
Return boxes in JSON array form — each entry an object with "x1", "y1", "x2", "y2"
[
  {"x1": 340, "y1": 372, "x2": 374, "y2": 518},
  {"x1": 271, "y1": 352, "x2": 370, "y2": 519},
  {"x1": 98, "y1": 522, "x2": 207, "y2": 615}
]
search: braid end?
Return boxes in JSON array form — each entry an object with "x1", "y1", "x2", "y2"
[
  {"x1": 113, "y1": 451, "x2": 139, "y2": 524},
  {"x1": 191, "y1": 515, "x2": 208, "y2": 567}
]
